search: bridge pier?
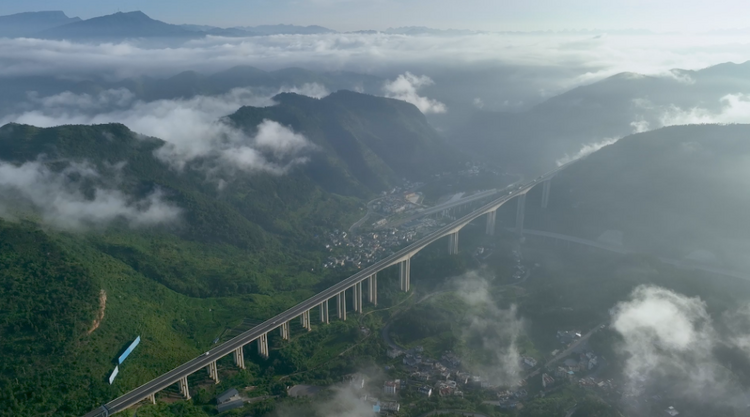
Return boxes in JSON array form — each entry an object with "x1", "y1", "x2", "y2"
[
  {"x1": 300, "y1": 310, "x2": 311, "y2": 331},
  {"x1": 147, "y1": 393, "x2": 156, "y2": 404},
  {"x1": 399, "y1": 258, "x2": 411, "y2": 292},
  {"x1": 337, "y1": 292, "x2": 347, "y2": 320},
  {"x1": 351, "y1": 285, "x2": 358, "y2": 313},
  {"x1": 368, "y1": 274, "x2": 377, "y2": 306},
  {"x1": 354, "y1": 281, "x2": 363, "y2": 314},
  {"x1": 448, "y1": 231, "x2": 459, "y2": 255},
  {"x1": 233, "y1": 346, "x2": 245, "y2": 369},
  {"x1": 280, "y1": 321, "x2": 290, "y2": 340},
  {"x1": 207, "y1": 360, "x2": 219, "y2": 384},
  {"x1": 320, "y1": 300, "x2": 329, "y2": 324},
  {"x1": 541, "y1": 179, "x2": 552, "y2": 209},
  {"x1": 178, "y1": 376, "x2": 190, "y2": 400},
  {"x1": 516, "y1": 193, "x2": 526, "y2": 235},
  {"x1": 257, "y1": 333, "x2": 268, "y2": 359},
  {"x1": 485, "y1": 210, "x2": 496, "y2": 235}
]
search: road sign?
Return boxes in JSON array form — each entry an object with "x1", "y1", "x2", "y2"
[{"x1": 118, "y1": 336, "x2": 141, "y2": 364}]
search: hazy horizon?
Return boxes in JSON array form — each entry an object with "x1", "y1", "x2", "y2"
[{"x1": 3, "y1": 0, "x2": 750, "y2": 33}]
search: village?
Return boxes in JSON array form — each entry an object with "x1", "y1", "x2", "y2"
[{"x1": 330, "y1": 323, "x2": 630, "y2": 416}]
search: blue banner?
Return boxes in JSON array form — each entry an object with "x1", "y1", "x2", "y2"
[
  {"x1": 118, "y1": 335, "x2": 141, "y2": 364},
  {"x1": 108, "y1": 366, "x2": 119, "y2": 385}
]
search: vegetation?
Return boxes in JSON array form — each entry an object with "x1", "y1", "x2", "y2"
[
  {"x1": 0, "y1": 95, "x2": 467, "y2": 417},
  {"x1": 526, "y1": 124, "x2": 750, "y2": 271}
]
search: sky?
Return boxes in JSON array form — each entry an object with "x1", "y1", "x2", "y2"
[{"x1": 1, "y1": 0, "x2": 750, "y2": 32}]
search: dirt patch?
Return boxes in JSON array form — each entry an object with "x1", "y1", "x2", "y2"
[{"x1": 87, "y1": 289, "x2": 107, "y2": 334}]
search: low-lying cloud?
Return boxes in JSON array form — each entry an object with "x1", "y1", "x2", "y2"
[
  {"x1": 453, "y1": 270, "x2": 524, "y2": 387},
  {"x1": 658, "y1": 93, "x2": 750, "y2": 126},
  {"x1": 383, "y1": 72, "x2": 446, "y2": 114},
  {"x1": 556, "y1": 137, "x2": 618, "y2": 166},
  {"x1": 611, "y1": 285, "x2": 750, "y2": 409},
  {"x1": 213, "y1": 119, "x2": 315, "y2": 176},
  {"x1": 274, "y1": 384, "x2": 374, "y2": 417},
  {"x1": 2, "y1": 87, "x2": 319, "y2": 176},
  {"x1": 1, "y1": 32, "x2": 747, "y2": 114},
  {"x1": 0, "y1": 160, "x2": 180, "y2": 230}
]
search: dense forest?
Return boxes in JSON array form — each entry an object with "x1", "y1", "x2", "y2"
[{"x1": 0, "y1": 91, "x2": 466, "y2": 416}]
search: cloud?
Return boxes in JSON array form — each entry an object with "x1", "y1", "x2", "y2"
[
  {"x1": 284, "y1": 83, "x2": 331, "y2": 99},
  {"x1": 555, "y1": 137, "x2": 618, "y2": 166},
  {"x1": 1, "y1": 33, "x2": 748, "y2": 82},
  {"x1": 273, "y1": 383, "x2": 374, "y2": 417},
  {"x1": 658, "y1": 93, "x2": 750, "y2": 126},
  {"x1": 0, "y1": 159, "x2": 180, "y2": 230},
  {"x1": 382, "y1": 72, "x2": 446, "y2": 114},
  {"x1": 0, "y1": 33, "x2": 748, "y2": 116},
  {"x1": 2, "y1": 88, "x2": 318, "y2": 176},
  {"x1": 723, "y1": 305, "x2": 750, "y2": 356},
  {"x1": 216, "y1": 119, "x2": 314, "y2": 175},
  {"x1": 453, "y1": 270, "x2": 524, "y2": 387},
  {"x1": 611, "y1": 286, "x2": 750, "y2": 408}
]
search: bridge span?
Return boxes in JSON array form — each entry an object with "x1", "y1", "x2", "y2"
[{"x1": 83, "y1": 169, "x2": 561, "y2": 417}]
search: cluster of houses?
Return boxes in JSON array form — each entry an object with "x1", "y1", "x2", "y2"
[
  {"x1": 372, "y1": 190, "x2": 423, "y2": 216},
  {"x1": 386, "y1": 347, "x2": 482, "y2": 401},
  {"x1": 495, "y1": 388, "x2": 529, "y2": 409},
  {"x1": 321, "y1": 228, "x2": 418, "y2": 269},
  {"x1": 521, "y1": 356, "x2": 537, "y2": 369},
  {"x1": 556, "y1": 329, "x2": 582, "y2": 346}
]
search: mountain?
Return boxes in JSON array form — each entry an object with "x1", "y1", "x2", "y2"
[
  {"x1": 0, "y1": 66, "x2": 385, "y2": 115},
  {"x1": 454, "y1": 60, "x2": 750, "y2": 175},
  {"x1": 35, "y1": 11, "x2": 199, "y2": 40},
  {"x1": 228, "y1": 91, "x2": 465, "y2": 192},
  {"x1": 0, "y1": 92, "x2": 465, "y2": 415},
  {"x1": 524, "y1": 124, "x2": 750, "y2": 273},
  {"x1": 0, "y1": 10, "x2": 81, "y2": 37},
  {"x1": 234, "y1": 24, "x2": 335, "y2": 35},
  {"x1": 179, "y1": 24, "x2": 252, "y2": 37}
]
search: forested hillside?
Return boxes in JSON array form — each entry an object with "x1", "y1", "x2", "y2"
[
  {"x1": 0, "y1": 90, "x2": 465, "y2": 415},
  {"x1": 229, "y1": 91, "x2": 464, "y2": 192},
  {"x1": 528, "y1": 124, "x2": 750, "y2": 272}
]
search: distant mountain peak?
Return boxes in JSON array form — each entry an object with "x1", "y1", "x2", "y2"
[
  {"x1": 0, "y1": 10, "x2": 73, "y2": 18},
  {"x1": 35, "y1": 9, "x2": 198, "y2": 40}
]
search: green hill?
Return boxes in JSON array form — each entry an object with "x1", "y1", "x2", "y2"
[
  {"x1": 527, "y1": 124, "x2": 750, "y2": 272},
  {"x1": 455, "y1": 61, "x2": 750, "y2": 175},
  {"x1": 0, "y1": 91, "x2": 464, "y2": 416}
]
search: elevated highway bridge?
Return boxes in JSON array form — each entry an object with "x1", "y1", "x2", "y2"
[{"x1": 83, "y1": 167, "x2": 560, "y2": 417}]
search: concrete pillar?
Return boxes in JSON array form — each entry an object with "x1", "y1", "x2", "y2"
[
  {"x1": 356, "y1": 282, "x2": 363, "y2": 314},
  {"x1": 178, "y1": 376, "x2": 190, "y2": 400},
  {"x1": 368, "y1": 274, "x2": 377, "y2": 306},
  {"x1": 280, "y1": 321, "x2": 290, "y2": 340},
  {"x1": 320, "y1": 300, "x2": 329, "y2": 324},
  {"x1": 541, "y1": 179, "x2": 552, "y2": 209},
  {"x1": 301, "y1": 310, "x2": 311, "y2": 331},
  {"x1": 233, "y1": 346, "x2": 245, "y2": 369},
  {"x1": 351, "y1": 285, "x2": 358, "y2": 313},
  {"x1": 337, "y1": 292, "x2": 347, "y2": 320},
  {"x1": 257, "y1": 333, "x2": 268, "y2": 359},
  {"x1": 516, "y1": 193, "x2": 526, "y2": 235},
  {"x1": 146, "y1": 393, "x2": 156, "y2": 404},
  {"x1": 448, "y1": 231, "x2": 459, "y2": 255},
  {"x1": 485, "y1": 210, "x2": 496, "y2": 236},
  {"x1": 207, "y1": 360, "x2": 219, "y2": 384},
  {"x1": 400, "y1": 258, "x2": 411, "y2": 292}
]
